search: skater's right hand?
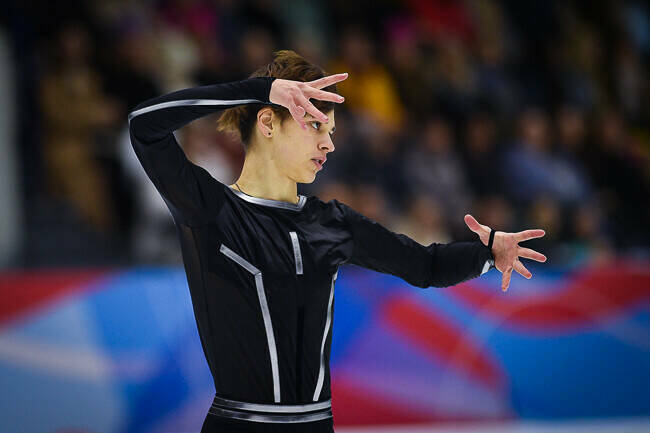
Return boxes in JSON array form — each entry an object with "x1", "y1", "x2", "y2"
[{"x1": 269, "y1": 73, "x2": 348, "y2": 130}]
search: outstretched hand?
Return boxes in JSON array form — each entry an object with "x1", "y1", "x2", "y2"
[
  {"x1": 269, "y1": 73, "x2": 348, "y2": 130},
  {"x1": 464, "y1": 214, "x2": 547, "y2": 292}
]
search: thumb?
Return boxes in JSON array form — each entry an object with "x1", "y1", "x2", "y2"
[{"x1": 464, "y1": 214, "x2": 482, "y2": 234}]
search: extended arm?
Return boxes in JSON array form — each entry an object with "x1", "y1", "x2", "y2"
[{"x1": 337, "y1": 201, "x2": 495, "y2": 288}]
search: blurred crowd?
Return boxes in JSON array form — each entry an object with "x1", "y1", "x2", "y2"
[{"x1": 6, "y1": 0, "x2": 650, "y2": 267}]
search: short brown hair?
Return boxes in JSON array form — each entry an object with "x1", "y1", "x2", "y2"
[{"x1": 217, "y1": 50, "x2": 338, "y2": 150}]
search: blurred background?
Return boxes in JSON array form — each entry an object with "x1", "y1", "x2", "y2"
[{"x1": 0, "y1": 0, "x2": 649, "y2": 432}]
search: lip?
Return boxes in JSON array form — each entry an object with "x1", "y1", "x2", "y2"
[{"x1": 311, "y1": 159, "x2": 323, "y2": 170}]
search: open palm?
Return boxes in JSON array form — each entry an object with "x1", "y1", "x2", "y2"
[
  {"x1": 269, "y1": 73, "x2": 347, "y2": 129},
  {"x1": 464, "y1": 214, "x2": 547, "y2": 292}
]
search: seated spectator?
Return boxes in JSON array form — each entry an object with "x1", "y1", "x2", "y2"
[
  {"x1": 349, "y1": 128, "x2": 409, "y2": 213},
  {"x1": 385, "y1": 16, "x2": 434, "y2": 116},
  {"x1": 403, "y1": 115, "x2": 473, "y2": 231},
  {"x1": 590, "y1": 110, "x2": 650, "y2": 248},
  {"x1": 461, "y1": 111, "x2": 504, "y2": 196},
  {"x1": 392, "y1": 195, "x2": 451, "y2": 245},
  {"x1": 473, "y1": 195, "x2": 515, "y2": 235},
  {"x1": 329, "y1": 27, "x2": 405, "y2": 133},
  {"x1": 430, "y1": 36, "x2": 479, "y2": 117},
  {"x1": 39, "y1": 23, "x2": 121, "y2": 232},
  {"x1": 502, "y1": 107, "x2": 590, "y2": 206},
  {"x1": 568, "y1": 202, "x2": 613, "y2": 265},
  {"x1": 352, "y1": 183, "x2": 393, "y2": 226}
]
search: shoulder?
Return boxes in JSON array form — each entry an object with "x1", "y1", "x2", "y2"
[
  {"x1": 305, "y1": 195, "x2": 355, "y2": 223},
  {"x1": 307, "y1": 194, "x2": 349, "y2": 210}
]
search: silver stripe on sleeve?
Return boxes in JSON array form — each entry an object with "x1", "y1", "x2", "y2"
[
  {"x1": 127, "y1": 98, "x2": 262, "y2": 122},
  {"x1": 313, "y1": 269, "x2": 338, "y2": 401},
  {"x1": 212, "y1": 395, "x2": 331, "y2": 413},
  {"x1": 219, "y1": 244, "x2": 281, "y2": 403},
  {"x1": 480, "y1": 259, "x2": 494, "y2": 275},
  {"x1": 289, "y1": 231, "x2": 303, "y2": 274},
  {"x1": 208, "y1": 406, "x2": 332, "y2": 423}
]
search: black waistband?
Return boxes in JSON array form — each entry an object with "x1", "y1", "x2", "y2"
[{"x1": 209, "y1": 395, "x2": 333, "y2": 424}]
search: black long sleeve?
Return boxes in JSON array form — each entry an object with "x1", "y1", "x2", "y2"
[
  {"x1": 335, "y1": 200, "x2": 495, "y2": 288},
  {"x1": 127, "y1": 75, "x2": 494, "y2": 288},
  {"x1": 128, "y1": 76, "x2": 276, "y2": 225}
]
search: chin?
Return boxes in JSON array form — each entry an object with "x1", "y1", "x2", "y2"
[
  {"x1": 294, "y1": 164, "x2": 319, "y2": 183},
  {"x1": 298, "y1": 171, "x2": 317, "y2": 184}
]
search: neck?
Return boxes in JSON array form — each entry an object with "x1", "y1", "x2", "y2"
[{"x1": 231, "y1": 148, "x2": 299, "y2": 205}]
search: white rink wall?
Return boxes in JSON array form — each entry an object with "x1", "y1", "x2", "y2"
[{"x1": 336, "y1": 417, "x2": 650, "y2": 433}]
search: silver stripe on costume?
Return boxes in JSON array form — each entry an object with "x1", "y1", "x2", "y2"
[
  {"x1": 212, "y1": 395, "x2": 331, "y2": 413},
  {"x1": 289, "y1": 231, "x2": 303, "y2": 274},
  {"x1": 219, "y1": 244, "x2": 259, "y2": 274},
  {"x1": 219, "y1": 244, "x2": 281, "y2": 403},
  {"x1": 226, "y1": 186, "x2": 307, "y2": 211},
  {"x1": 313, "y1": 269, "x2": 338, "y2": 401},
  {"x1": 127, "y1": 98, "x2": 262, "y2": 122},
  {"x1": 208, "y1": 406, "x2": 332, "y2": 424},
  {"x1": 480, "y1": 260, "x2": 490, "y2": 275}
]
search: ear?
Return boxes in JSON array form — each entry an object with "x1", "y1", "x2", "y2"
[{"x1": 256, "y1": 107, "x2": 274, "y2": 138}]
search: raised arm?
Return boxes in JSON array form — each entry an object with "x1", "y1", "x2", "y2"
[
  {"x1": 336, "y1": 200, "x2": 495, "y2": 288},
  {"x1": 128, "y1": 77, "x2": 276, "y2": 224},
  {"x1": 128, "y1": 73, "x2": 347, "y2": 225}
]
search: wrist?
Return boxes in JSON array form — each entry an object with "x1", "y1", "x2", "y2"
[
  {"x1": 254, "y1": 76, "x2": 277, "y2": 103},
  {"x1": 487, "y1": 228, "x2": 496, "y2": 269},
  {"x1": 487, "y1": 228, "x2": 496, "y2": 252}
]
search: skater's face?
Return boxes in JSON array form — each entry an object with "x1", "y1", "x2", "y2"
[{"x1": 262, "y1": 109, "x2": 336, "y2": 184}]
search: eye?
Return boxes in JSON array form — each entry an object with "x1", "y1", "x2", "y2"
[{"x1": 310, "y1": 121, "x2": 321, "y2": 130}]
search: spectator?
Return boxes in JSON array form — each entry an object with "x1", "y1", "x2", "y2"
[
  {"x1": 552, "y1": 105, "x2": 593, "y2": 203},
  {"x1": 348, "y1": 129, "x2": 409, "y2": 213},
  {"x1": 461, "y1": 111, "x2": 503, "y2": 196},
  {"x1": 10, "y1": 0, "x2": 649, "y2": 266},
  {"x1": 403, "y1": 115, "x2": 473, "y2": 232},
  {"x1": 353, "y1": 183, "x2": 393, "y2": 225},
  {"x1": 503, "y1": 107, "x2": 590, "y2": 206},
  {"x1": 39, "y1": 23, "x2": 121, "y2": 232},
  {"x1": 385, "y1": 16, "x2": 434, "y2": 116},
  {"x1": 392, "y1": 195, "x2": 451, "y2": 245},
  {"x1": 591, "y1": 110, "x2": 650, "y2": 248},
  {"x1": 329, "y1": 27, "x2": 405, "y2": 132}
]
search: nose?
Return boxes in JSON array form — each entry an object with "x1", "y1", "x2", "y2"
[{"x1": 319, "y1": 135, "x2": 335, "y2": 153}]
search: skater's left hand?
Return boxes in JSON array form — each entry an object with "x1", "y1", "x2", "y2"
[{"x1": 464, "y1": 214, "x2": 547, "y2": 292}]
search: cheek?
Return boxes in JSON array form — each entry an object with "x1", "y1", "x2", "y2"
[
  {"x1": 276, "y1": 141, "x2": 308, "y2": 172},
  {"x1": 275, "y1": 127, "x2": 317, "y2": 178}
]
